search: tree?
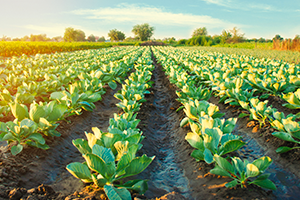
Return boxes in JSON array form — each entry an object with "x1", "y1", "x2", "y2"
[
  {"x1": 272, "y1": 34, "x2": 283, "y2": 41},
  {"x1": 229, "y1": 27, "x2": 245, "y2": 43},
  {"x1": 108, "y1": 29, "x2": 125, "y2": 42},
  {"x1": 192, "y1": 27, "x2": 207, "y2": 37},
  {"x1": 87, "y1": 34, "x2": 96, "y2": 42},
  {"x1": 162, "y1": 37, "x2": 176, "y2": 44},
  {"x1": 258, "y1": 37, "x2": 266, "y2": 43},
  {"x1": 0, "y1": 35, "x2": 11, "y2": 41},
  {"x1": 29, "y1": 34, "x2": 49, "y2": 41},
  {"x1": 76, "y1": 30, "x2": 85, "y2": 41},
  {"x1": 98, "y1": 36, "x2": 105, "y2": 42},
  {"x1": 220, "y1": 30, "x2": 232, "y2": 44},
  {"x1": 52, "y1": 36, "x2": 63, "y2": 42},
  {"x1": 123, "y1": 37, "x2": 139, "y2": 42},
  {"x1": 63, "y1": 27, "x2": 86, "y2": 42},
  {"x1": 132, "y1": 23, "x2": 154, "y2": 41},
  {"x1": 21, "y1": 35, "x2": 29, "y2": 41}
]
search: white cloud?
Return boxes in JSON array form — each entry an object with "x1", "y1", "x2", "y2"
[
  {"x1": 202, "y1": 0, "x2": 232, "y2": 8},
  {"x1": 70, "y1": 4, "x2": 236, "y2": 28},
  {"x1": 201, "y1": 0, "x2": 280, "y2": 12}
]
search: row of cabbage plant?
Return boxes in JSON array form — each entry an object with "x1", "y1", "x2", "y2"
[
  {"x1": 66, "y1": 47, "x2": 155, "y2": 200},
  {"x1": 0, "y1": 47, "x2": 142, "y2": 118},
  {"x1": 157, "y1": 47, "x2": 300, "y2": 154},
  {"x1": 152, "y1": 47, "x2": 276, "y2": 190},
  {"x1": 162, "y1": 47, "x2": 300, "y2": 113},
  {"x1": 0, "y1": 47, "x2": 145, "y2": 155}
]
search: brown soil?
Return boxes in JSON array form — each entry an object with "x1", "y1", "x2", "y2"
[{"x1": 0, "y1": 55, "x2": 299, "y2": 200}]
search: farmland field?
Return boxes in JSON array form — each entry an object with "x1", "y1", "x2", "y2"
[{"x1": 0, "y1": 46, "x2": 300, "y2": 200}]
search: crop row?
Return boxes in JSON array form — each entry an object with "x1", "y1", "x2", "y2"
[
  {"x1": 0, "y1": 47, "x2": 146, "y2": 155},
  {"x1": 0, "y1": 41, "x2": 138, "y2": 57},
  {"x1": 155, "y1": 46, "x2": 300, "y2": 154},
  {"x1": 0, "y1": 47, "x2": 142, "y2": 118},
  {"x1": 152, "y1": 46, "x2": 277, "y2": 190},
  {"x1": 66, "y1": 47, "x2": 155, "y2": 199}
]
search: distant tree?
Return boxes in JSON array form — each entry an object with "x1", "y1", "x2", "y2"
[
  {"x1": 163, "y1": 37, "x2": 176, "y2": 44},
  {"x1": 52, "y1": 36, "x2": 63, "y2": 42},
  {"x1": 229, "y1": 27, "x2": 245, "y2": 43},
  {"x1": 132, "y1": 23, "x2": 154, "y2": 41},
  {"x1": 192, "y1": 27, "x2": 207, "y2": 37},
  {"x1": 75, "y1": 30, "x2": 85, "y2": 41},
  {"x1": 212, "y1": 35, "x2": 222, "y2": 45},
  {"x1": 0, "y1": 35, "x2": 11, "y2": 41},
  {"x1": 220, "y1": 30, "x2": 232, "y2": 44},
  {"x1": 87, "y1": 34, "x2": 96, "y2": 42},
  {"x1": 29, "y1": 34, "x2": 49, "y2": 41},
  {"x1": 177, "y1": 39, "x2": 187, "y2": 45},
  {"x1": 64, "y1": 27, "x2": 86, "y2": 42},
  {"x1": 21, "y1": 35, "x2": 29, "y2": 41},
  {"x1": 108, "y1": 29, "x2": 125, "y2": 42},
  {"x1": 258, "y1": 37, "x2": 266, "y2": 43},
  {"x1": 98, "y1": 36, "x2": 105, "y2": 42},
  {"x1": 272, "y1": 34, "x2": 283, "y2": 41},
  {"x1": 12, "y1": 38, "x2": 21, "y2": 41}
]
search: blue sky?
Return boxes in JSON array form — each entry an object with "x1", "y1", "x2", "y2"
[{"x1": 1, "y1": 0, "x2": 299, "y2": 40}]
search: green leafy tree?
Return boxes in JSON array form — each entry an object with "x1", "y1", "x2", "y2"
[
  {"x1": 229, "y1": 27, "x2": 245, "y2": 43},
  {"x1": 177, "y1": 39, "x2": 187, "y2": 45},
  {"x1": 108, "y1": 29, "x2": 125, "y2": 42},
  {"x1": 98, "y1": 36, "x2": 105, "y2": 42},
  {"x1": 63, "y1": 27, "x2": 86, "y2": 42},
  {"x1": 192, "y1": 27, "x2": 207, "y2": 37},
  {"x1": 132, "y1": 23, "x2": 154, "y2": 41},
  {"x1": 220, "y1": 30, "x2": 232, "y2": 44},
  {"x1": 163, "y1": 37, "x2": 176, "y2": 44},
  {"x1": 273, "y1": 34, "x2": 283, "y2": 41},
  {"x1": 258, "y1": 37, "x2": 266, "y2": 43},
  {"x1": 29, "y1": 34, "x2": 49, "y2": 41},
  {"x1": 87, "y1": 34, "x2": 96, "y2": 42},
  {"x1": 75, "y1": 30, "x2": 86, "y2": 41}
]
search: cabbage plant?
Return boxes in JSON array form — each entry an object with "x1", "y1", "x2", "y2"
[
  {"x1": 210, "y1": 155, "x2": 276, "y2": 190},
  {"x1": 0, "y1": 119, "x2": 49, "y2": 155},
  {"x1": 268, "y1": 111, "x2": 300, "y2": 153},
  {"x1": 185, "y1": 116, "x2": 245, "y2": 164},
  {"x1": 180, "y1": 100, "x2": 224, "y2": 126},
  {"x1": 67, "y1": 127, "x2": 154, "y2": 200},
  {"x1": 282, "y1": 88, "x2": 300, "y2": 109}
]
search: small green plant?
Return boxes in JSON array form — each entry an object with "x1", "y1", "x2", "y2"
[
  {"x1": 210, "y1": 155, "x2": 276, "y2": 190},
  {"x1": 268, "y1": 111, "x2": 300, "y2": 153},
  {"x1": 180, "y1": 100, "x2": 224, "y2": 126},
  {"x1": 185, "y1": 116, "x2": 245, "y2": 164},
  {"x1": 67, "y1": 129, "x2": 154, "y2": 200},
  {"x1": 282, "y1": 88, "x2": 300, "y2": 109},
  {"x1": 0, "y1": 119, "x2": 48, "y2": 155}
]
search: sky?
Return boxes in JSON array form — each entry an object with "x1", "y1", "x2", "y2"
[{"x1": 0, "y1": 0, "x2": 299, "y2": 40}]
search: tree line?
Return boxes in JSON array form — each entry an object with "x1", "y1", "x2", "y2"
[
  {"x1": 1, "y1": 24, "x2": 299, "y2": 51},
  {"x1": 0, "y1": 23, "x2": 155, "y2": 43}
]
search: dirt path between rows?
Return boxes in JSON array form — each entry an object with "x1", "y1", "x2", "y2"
[{"x1": 134, "y1": 58, "x2": 273, "y2": 200}]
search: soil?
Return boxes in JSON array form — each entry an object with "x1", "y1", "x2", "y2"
[{"x1": 0, "y1": 54, "x2": 300, "y2": 200}]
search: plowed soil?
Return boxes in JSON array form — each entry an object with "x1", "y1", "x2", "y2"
[{"x1": 0, "y1": 55, "x2": 300, "y2": 200}]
